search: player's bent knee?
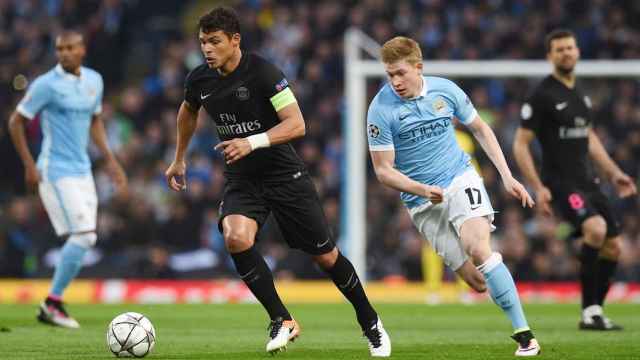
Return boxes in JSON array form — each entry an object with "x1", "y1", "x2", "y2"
[
  {"x1": 223, "y1": 231, "x2": 254, "y2": 253},
  {"x1": 68, "y1": 232, "x2": 97, "y2": 248},
  {"x1": 582, "y1": 216, "x2": 607, "y2": 246},
  {"x1": 313, "y1": 247, "x2": 338, "y2": 270}
]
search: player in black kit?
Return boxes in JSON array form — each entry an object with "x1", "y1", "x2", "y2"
[
  {"x1": 164, "y1": 7, "x2": 391, "y2": 356},
  {"x1": 513, "y1": 29, "x2": 637, "y2": 331}
]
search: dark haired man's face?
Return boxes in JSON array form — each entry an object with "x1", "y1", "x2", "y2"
[
  {"x1": 547, "y1": 37, "x2": 579, "y2": 75},
  {"x1": 55, "y1": 34, "x2": 85, "y2": 72},
  {"x1": 199, "y1": 30, "x2": 240, "y2": 69}
]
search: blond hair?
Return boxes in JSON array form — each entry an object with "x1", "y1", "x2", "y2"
[{"x1": 381, "y1": 36, "x2": 423, "y2": 65}]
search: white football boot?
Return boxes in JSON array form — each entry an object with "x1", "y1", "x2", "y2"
[
  {"x1": 512, "y1": 330, "x2": 541, "y2": 356},
  {"x1": 37, "y1": 299, "x2": 80, "y2": 329},
  {"x1": 266, "y1": 317, "x2": 301, "y2": 354},
  {"x1": 363, "y1": 317, "x2": 391, "y2": 357}
]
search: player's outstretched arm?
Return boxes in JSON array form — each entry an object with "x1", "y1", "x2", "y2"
[
  {"x1": 513, "y1": 128, "x2": 552, "y2": 214},
  {"x1": 91, "y1": 114, "x2": 128, "y2": 196},
  {"x1": 8, "y1": 111, "x2": 41, "y2": 191},
  {"x1": 369, "y1": 149, "x2": 443, "y2": 203},
  {"x1": 587, "y1": 129, "x2": 637, "y2": 197},
  {"x1": 166, "y1": 101, "x2": 198, "y2": 191},
  {"x1": 467, "y1": 115, "x2": 534, "y2": 208}
]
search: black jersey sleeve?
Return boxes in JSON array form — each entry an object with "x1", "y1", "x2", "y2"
[
  {"x1": 520, "y1": 92, "x2": 546, "y2": 134},
  {"x1": 256, "y1": 59, "x2": 291, "y2": 100},
  {"x1": 183, "y1": 69, "x2": 202, "y2": 110}
]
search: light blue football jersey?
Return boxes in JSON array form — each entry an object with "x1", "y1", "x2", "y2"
[
  {"x1": 367, "y1": 76, "x2": 477, "y2": 209},
  {"x1": 17, "y1": 64, "x2": 103, "y2": 182}
]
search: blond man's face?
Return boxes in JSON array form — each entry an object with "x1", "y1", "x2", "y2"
[{"x1": 384, "y1": 60, "x2": 423, "y2": 98}]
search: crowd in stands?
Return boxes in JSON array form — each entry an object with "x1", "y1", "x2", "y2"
[{"x1": 1, "y1": 0, "x2": 639, "y2": 282}]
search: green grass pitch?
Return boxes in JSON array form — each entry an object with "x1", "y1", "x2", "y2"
[{"x1": 0, "y1": 303, "x2": 638, "y2": 359}]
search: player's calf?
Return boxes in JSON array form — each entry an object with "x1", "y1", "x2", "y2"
[{"x1": 455, "y1": 260, "x2": 487, "y2": 293}]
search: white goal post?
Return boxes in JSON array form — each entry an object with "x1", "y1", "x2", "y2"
[{"x1": 343, "y1": 27, "x2": 640, "y2": 281}]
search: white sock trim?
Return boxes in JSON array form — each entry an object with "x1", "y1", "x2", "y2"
[
  {"x1": 67, "y1": 232, "x2": 97, "y2": 248},
  {"x1": 477, "y1": 252, "x2": 503, "y2": 274},
  {"x1": 583, "y1": 304, "x2": 603, "y2": 318}
]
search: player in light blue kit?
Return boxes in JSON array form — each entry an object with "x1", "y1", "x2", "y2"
[
  {"x1": 367, "y1": 36, "x2": 541, "y2": 356},
  {"x1": 8, "y1": 31, "x2": 127, "y2": 328}
]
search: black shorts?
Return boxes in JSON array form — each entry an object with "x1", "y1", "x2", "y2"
[
  {"x1": 218, "y1": 174, "x2": 335, "y2": 255},
  {"x1": 550, "y1": 183, "x2": 620, "y2": 238}
]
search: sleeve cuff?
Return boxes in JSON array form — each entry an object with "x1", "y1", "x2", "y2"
[
  {"x1": 16, "y1": 105, "x2": 35, "y2": 120},
  {"x1": 369, "y1": 144, "x2": 395, "y2": 151},
  {"x1": 461, "y1": 109, "x2": 478, "y2": 125}
]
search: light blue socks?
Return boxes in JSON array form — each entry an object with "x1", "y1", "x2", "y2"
[
  {"x1": 50, "y1": 241, "x2": 88, "y2": 297},
  {"x1": 478, "y1": 253, "x2": 529, "y2": 333}
]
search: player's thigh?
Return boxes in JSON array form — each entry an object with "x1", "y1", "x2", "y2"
[
  {"x1": 218, "y1": 180, "x2": 269, "y2": 235},
  {"x1": 38, "y1": 175, "x2": 97, "y2": 236},
  {"x1": 409, "y1": 204, "x2": 468, "y2": 271},
  {"x1": 550, "y1": 186, "x2": 600, "y2": 237},
  {"x1": 458, "y1": 217, "x2": 492, "y2": 265},
  {"x1": 447, "y1": 170, "x2": 495, "y2": 264},
  {"x1": 266, "y1": 176, "x2": 335, "y2": 255}
]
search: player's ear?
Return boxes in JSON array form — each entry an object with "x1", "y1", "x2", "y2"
[
  {"x1": 415, "y1": 61, "x2": 423, "y2": 73},
  {"x1": 231, "y1": 33, "x2": 241, "y2": 47}
]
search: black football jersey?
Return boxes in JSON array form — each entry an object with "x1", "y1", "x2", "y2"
[
  {"x1": 520, "y1": 75, "x2": 595, "y2": 186},
  {"x1": 184, "y1": 53, "x2": 305, "y2": 181}
]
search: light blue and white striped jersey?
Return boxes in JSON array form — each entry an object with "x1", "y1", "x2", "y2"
[
  {"x1": 17, "y1": 64, "x2": 103, "y2": 182},
  {"x1": 367, "y1": 76, "x2": 477, "y2": 209}
]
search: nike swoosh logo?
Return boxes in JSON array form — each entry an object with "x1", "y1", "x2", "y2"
[
  {"x1": 470, "y1": 205, "x2": 481, "y2": 210},
  {"x1": 201, "y1": 92, "x2": 213, "y2": 100},
  {"x1": 239, "y1": 267, "x2": 257, "y2": 279},
  {"x1": 555, "y1": 102, "x2": 568, "y2": 111},
  {"x1": 399, "y1": 113, "x2": 410, "y2": 121},
  {"x1": 317, "y1": 238, "x2": 330, "y2": 248}
]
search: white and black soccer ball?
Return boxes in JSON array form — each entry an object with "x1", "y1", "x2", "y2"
[{"x1": 107, "y1": 312, "x2": 156, "y2": 358}]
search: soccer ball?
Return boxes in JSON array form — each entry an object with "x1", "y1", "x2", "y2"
[{"x1": 107, "y1": 312, "x2": 156, "y2": 358}]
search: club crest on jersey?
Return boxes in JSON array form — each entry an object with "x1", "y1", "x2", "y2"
[
  {"x1": 433, "y1": 98, "x2": 447, "y2": 113},
  {"x1": 368, "y1": 124, "x2": 380, "y2": 138},
  {"x1": 236, "y1": 86, "x2": 250, "y2": 101},
  {"x1": 275, "y1": 78, "x2": 289, "y2": 92}
]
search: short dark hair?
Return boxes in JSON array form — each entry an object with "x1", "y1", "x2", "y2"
[
  {"x1": 545, "y1": 29, "x2": 576, "y2": 53},
  {"x1": 198, "y1": 7, "x2": 240, "y2": 37}
]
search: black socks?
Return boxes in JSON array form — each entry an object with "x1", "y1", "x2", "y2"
[
  {"x1": 580, "y1": 244, "x2": 600, "y2": 309},
  {"x1": 595, "y1": 257, "x2": 617, "y2": 306},
  {"x1": 231, "y1": 246, "x2": 292, "y2": 321},
  {"x1": 326, "y1": 252, "x2": 378, "y2": 330}
]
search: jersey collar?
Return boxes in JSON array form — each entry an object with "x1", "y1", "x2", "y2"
[{"x1": 54, "y1": 64, "x2": 82, "y2": 80}]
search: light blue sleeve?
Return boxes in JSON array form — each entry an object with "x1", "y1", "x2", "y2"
[
  {"x1": 448, "y1": 81, "x2": 477, "y2": 125},
  {"x1": 366, "y1": 100, "x2": 394, "y2": 151},
  {"x1": 93, "y1": 73, "x2": 104, "y2": 115},
  {"x1": 16, "y1": 76, "x2": 51, "y2": 120}
]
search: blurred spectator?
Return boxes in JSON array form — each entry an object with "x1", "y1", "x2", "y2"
[{"x1": 0, "y1": 0, "x2": 639, "y2": 281}]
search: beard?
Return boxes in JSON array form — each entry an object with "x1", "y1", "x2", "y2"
[{"x1": 555, "y1": 60, "x2": 575, "y2": 75}]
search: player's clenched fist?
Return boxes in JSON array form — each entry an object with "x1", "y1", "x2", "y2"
[
  {"x1": 215, "y1": 138, "x2": 252, "y2": 164},
  {"x1": 165, "y1": 160, "x2": 187, "y2": 191}
]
